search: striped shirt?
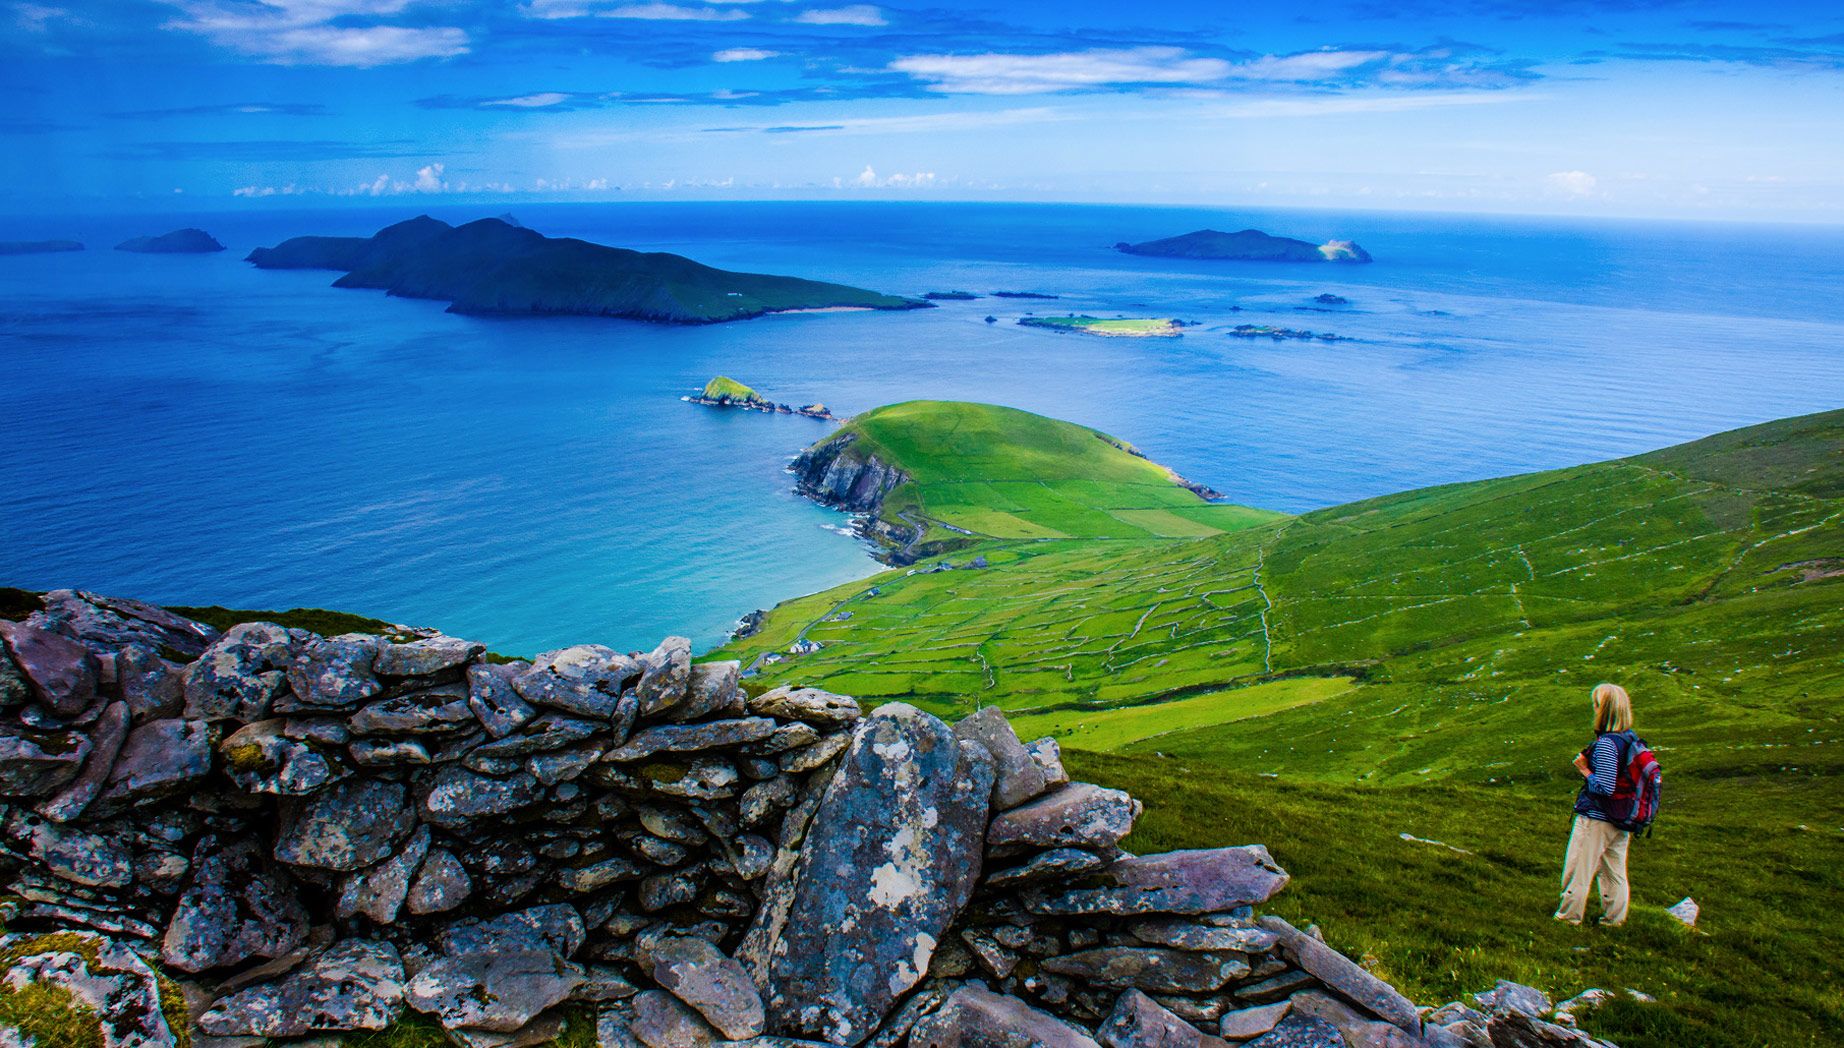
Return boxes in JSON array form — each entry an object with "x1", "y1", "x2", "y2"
[{"x1": 1580, "y1": 733, "x2": 1624, "y2": 822}]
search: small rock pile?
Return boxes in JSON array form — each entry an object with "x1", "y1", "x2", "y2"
[{"x1": 0, "y1": 591, "x2": 1618, "y2": 1048}]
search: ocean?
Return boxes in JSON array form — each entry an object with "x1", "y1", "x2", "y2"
[{"x1": 3, "y1": 202, "x2": 1842, "y2": 655}]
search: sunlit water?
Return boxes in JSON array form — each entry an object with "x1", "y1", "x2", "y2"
[{"x1": 3, "y1": 202, "x2": 1841, "y2": 654}]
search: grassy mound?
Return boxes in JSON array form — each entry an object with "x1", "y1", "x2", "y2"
[
  {"x1": 1017, "y1": 315, "x2": 1183, "y2": 337},
  {"x1": 701, "y1": 375, "x2": 764, "y2": 403}
]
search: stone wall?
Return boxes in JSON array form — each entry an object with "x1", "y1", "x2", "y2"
[{"x1": 0, "y1": 590, "x2": 1612, "y2": 1048}]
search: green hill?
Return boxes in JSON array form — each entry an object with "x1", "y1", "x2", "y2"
[
  {"x1": 722, "y1": 404, "x2": 1844, "y2": 1048},
  {"x1": 700, "y1": 375, "x2": 765, "y2": 404}
]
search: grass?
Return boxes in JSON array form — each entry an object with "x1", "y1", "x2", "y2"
[
  {"x1": 701, "y1": 375, "x2": 762, "y2": 403},
  {"x1": 167, "y1": 604, "x2": 399, "y2": 637},
  {"x1": 0, "y1": 931, "x2": 192, "y2": 1048},
  {"x1": 1017, "y1": 315, "x2": 1183, "y2": 337}
]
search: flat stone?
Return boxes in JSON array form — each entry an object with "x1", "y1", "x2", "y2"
[
  {"x1": 470, "y1": 713, "x2": 602, "y2": 759},
  {"x1": 1041, "y1": 947, "x2": 1250, "y2": 993},
  {"x1": 0, "y1": 619, "x2": 98, "y2": 716},
  {"x1": 954, "y1": 705, "x2": 1050, "y2": 810},
  {"x1": 31, "y1": 589, "x2": 216, "y2": 658},
  {"x1": 1028, "y1": 847, "x2": 1290, "y2": 917},
  {"x1": 635, "y1": 636, "x2": 692, "y2": 717},
  {"x1": 1475, "y1": 981, "x2": 1552, "y2": 1020},
  {"x1": 163, "y1": 838, "x2": 309, "y2": 972},
  {"x1": 1100, "y1": 989, "x2": 1229, "y2": 1048},
  {"x1": 349, "y1": 684, "x2": 475, "y2": 734},
  {"x1": 219, "y1": 718, "x2": 345, "y2": 795},
  {"x1": 199, "y1": 939, "x2": 406, "y2": 1037},
  {"x1": 468, "y1": 662, "x2": 536, "y2": 738},
  {"x1": 37, "y1": 700, "x2": 128, "y2": 820},
  {"x1": 374, "y1": 635, "x2": 484, "y2": 677},
  {"x1": 640, "y1": 935, "x2": 766, "y2": 1040},
  {"x1": 350, "y1": 738, "x2": 432, "y2": 765},
  {"x1": 1131, "y1": 919, "x2": 1281, "y2": 953},
  {"x1": 665, "y1": 660, "x2": 744, "y2": 723},
  {"x1": 740, "y1": 776, "x2": 798, "y2": 827},
  {"x1": 1481, "y1": 1010, "x2": 1607, "y2": 1047},
  {"x1": 1288, "y1": 992, "x2": 1424, "y2": 1048},
  {"x1": 1220, "y1": 1002, "x2": 1293, "y2": 1041},
  {"x1": 273, "y1": 777, "x2": 416, "y2": 871},
  {"x1": 408, "y1": 846, "x2": 472, "y2": 914},
  {"x1": 0, "y1": 726, "x2": 91, "y2": 796},
  {"x1": 406, "y1": 950, "x2": 584, "y2": 1033},
  {"x1": 985, "y1": 848, "x2": 1107, "y2": 890},
  {"x1": 605, "y1": 718, "x2": 778, "y2": 762},
  {"x1": 558, "y1": 855, "x2": 648, "y2": 894},
  {"x1": 746, "y1": 686, "x2": 862, "y2": 729},
  {"x1": 754, "y1": 703, "x2": 994, "y2": 1046},
  {"x1": 95, "y1": 718, "x2": 215, "y2": 809},
  {"x1": 182, "y1": 622, "x2": 294, "y2": 722},
  {"x1": 645, "y1": 758, "x2": 739, "y2": 800},
  {"x1": 514, "y1": 645, "x2": 636, "y2": 719},
  {"x1": 909, "y1": 984, "x2": 1100, "y2": 1048},
  {"x1": 987, "y1": 782, "x2": 1140, "y2": 851},
  {"x1": 437, "y1": 903, "x2": 586, "y2": 958},
  {"x1": 1259, "y1": 918, "x2": 1419, "y2": 1035},
  {"x1": 7, "y1": 808, "x2": 132, "y2": 887},
  {"x1": 0, "y1": 931, "x2": 181, "y2": 1048},
  {"x1": 338, "y1": 825, "x2": 431, "y2": 924},
  {"x1": 420, "y1": 766, "x2": 544, "y2": 827},
  {"x1": 1246, "y1": 1015, "x2": 1347, "y2": 1048},
  {"x1": 629, "y1": 989, "x2": 721, "y2": 1048},
  {"x1": 283, "y1": 634, "x2": 383, "y2": 710}
]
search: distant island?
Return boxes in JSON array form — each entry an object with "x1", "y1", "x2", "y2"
[
  {"x1": 246, "y1": 215, "x2": 929, "y2": 325},
  {"x1": 115, "y1": 228, "x2": 225, "y2": 253},
  {"x1": 0, "y1": 240, "x2": 83, "y2": 255},
  {"x1": 922, "y1": 290, "x2": 980, "y2": 301},
  {"x1": 1230, "y1": 324, "x2": 1349, "y2": 342},
  {"x1": 1117, "y1": 228, "x2": 1373, "y2": 263},
  {"x1": 1312, "y1": 292, "x2": 1351, "y2": 305},
  {"x1": 1018, "y1": 315, "x2": 1184, "y2": 338},
  {"x1": 685, "y1": 375, "x2": 836, "y2": 420},
  {"x1": 990, "y1": 290, "x2": 1060, "y2": 300}
]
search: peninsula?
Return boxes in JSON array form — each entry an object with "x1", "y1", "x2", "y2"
[
  {"x1": 0, "y1": 240, "x2": 83, "y2": 255},
  {"x1": 115, "y1": 228, "x2": 225, "y2": 253},
  {"x1": 247, "y1": 215, "x2": 928, "y2": 324},
  {"x1": 685, "y1": 375, "x2": 836, "y2": 419},
  {"x1": 1117, "y1": 228, "x2": 1372, "y2": 263}
]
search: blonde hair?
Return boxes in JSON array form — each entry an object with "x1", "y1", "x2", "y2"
[{"x1": 1591, "y1": 683, "x2": 1634, "y2": 734}]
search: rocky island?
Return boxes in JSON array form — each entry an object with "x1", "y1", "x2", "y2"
[
  {"x1": 1117, "y1": 229, "x2": 1372, "y2": 264},
  {"x1": 991, "y1": 290, "x2": 1060, "y2": 300},
  {"x1": 0, "y1": 240, "x2": 83, "y2": 255},
  {"x1": 922, "y1": 291, "x2": 980, "y2": 301},
  {"x1": 1018, "y1": 315, "x2": 1184, "y2": 338},
  {"x1": 1230, "y1": 325, "x2": 1349, "y2": 342},
  {"x1": 246, "y1": 215, "x2": 928, "y2": 325},
  {"x1": 115, "y1": 228, "x2": 225, "y2": 253},
  {"x1": 686, "y1": 376, "x2": 836, "y2": 420}
]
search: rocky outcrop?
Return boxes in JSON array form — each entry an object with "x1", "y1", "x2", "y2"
[
  {"x1": 790, "y1": 432, "x2": 908, "y2": 515},
  {"x1": 0, "y1": 588, "x2": 1596, "y2": 1048},
  {"x1": 115, "y1": 229, "x2": 226, "y2": 253}
]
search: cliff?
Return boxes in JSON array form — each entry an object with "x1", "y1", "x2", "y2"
[
  {"x1": 0, "y1": 240, "x2": 83, "y2": 255},
  {"x1": 246, "y1": 216, "x2": 928, "y2": 325},
  {"x1": 791, "y1": 431, "x2": 909, "y2": 514},
  {"x1": 0, "y1": 588, "x2": 1603, "y2": 1048},
  {"x1": 1117, "y1": 229, "x2": 1373, "y2": 264},
  {"x1": 114, "y1": 229, "x2": 226, "y2": 254}
]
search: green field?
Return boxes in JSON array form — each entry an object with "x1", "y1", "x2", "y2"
[
  {"x1": 1017, "y1": 315, "x2": 1183, "y2": 337},
  {"x1": 721, "y1": 404, "x2": 1844, "y2": 1047}
]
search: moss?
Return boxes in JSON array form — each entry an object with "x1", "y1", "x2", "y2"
[
  {"x1": 220, "y1": 741, "x2": 273, "y2": 774},
  {"x1": 0, "y1": 981, "x2": 103, "y2": 1048},
  {"x1": 639, "y1": 760, "x2": 690, "y2": 784}
]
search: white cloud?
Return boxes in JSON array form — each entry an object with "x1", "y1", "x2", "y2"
[
  {"x1": 890, "y1": 47, "x2": 1231, "y2": 95},
  {"x1": 846, "y1": 165, "x2": 937, "y2": 188},
  {"x1": 794, "y1": 4, "x2": 884, "y2": 26},
  {"x1": 1546, "y1": 170, "x2": 1600, "y2": 197},
  {"x1": 161, "y1": 1, "x2": 467, "y2": 66},
  {"x1": 483, "y1": 92, "x2": 575, "y2": 108},
  {"x1": 13, "y1": 3, "x2": 63, "y2": 32},
  {"x1": 413, "y1": 162, "x2": 446, "y2": 192},
  {"x1": 600, "y1": 2, "x2": 748, "y2": 20},
  {"x1": 713, "y1": 47, "x2": 779, "y2": 62},
  {"x1": 1228, "y1": 49, "x2": 1390, "y2": 81}
]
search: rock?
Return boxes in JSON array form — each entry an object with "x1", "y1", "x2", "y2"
[
  {"x1": 408, "y1": 846, "x2": 472, "y2": 914},
  {"x1": 635, "y1": 636, "x2": 692, "y2": 716},
  {"x1": 472, "y1": 713, "x2": 601, "y2": 759},
  {"x1": 1099, "y1": 989, "x2": 1229, "y2": 1048},
  {"x1": 667, "y1": 660, "x2": 744, "y2": 723},
  {"x1": 1028, "y1": 847, "x2": 1290, "y2": 917},
  {"x1": 406, "y1": 950, "x2": 585, "y2": 1032},
  {"x1": 96, "y1": 718, "x2": 215, "y2": 809},
  {"x1": 219, "y1": 718, "x2": 345, "y2": 795},
  {"x1": 1474, "y1": 981, "x2": 1552, "y2": 1020},
  {"x1": 115, "y1": 644, "x2": 184, "y2": 721},
  {"x1": 1260, "y1": 917, "x2": 1419, "y2": 1034},
  {"x1": 909, "y1": 984, "x2": 1101, "y2": 1048},
  {"x1": 274, "y1": 777, "x2": 416, "y2": 871},
  {"x1": 779, "y1": 733, "x2": 851, "y2": 773},
  {"x1": 645, "y1": 758, "x2": 740, "y2": 800},
  {"x1": 1666, "y1": 897, "x2": 1699, "y2": 928},
  {"x1": 559, "y1": 855, "x2": 648, "y2": 894},
  {"x1": 629, "y1": 988, "x2": 721, "y2": 1047},
  {"x1": 1220, "y1": 1002, "x2": 1293, "y2": 1041},
  {"x1": 639, "y1": 867, "x2": 707, "y2": 911},
  {"x1": 31, "y1": 589, "x2": 216, "y2": 659},
  {"x1": 1025, "y1": 736, "x2": 1069, "y2": 789},
  {"x1": 420, "y1": 766, "x2": 543, "y2": 827},
  {"x1": 0, "y1": 634, "x2": 28, "y2": 708},
  {"x1": 1130, "y1": 919, "x2": 1280, "y2": 953},
  {"x1": 284, "y1": 634, "x2": 383, "y2": 710},
  {"x1": 0, "y1": 931, "x2": 180, "y2": 1048},
  {"x1": 639, "y1": 935, "x2": 766, "y2": 1039},
  {"x1": 987, "y1": 783, "x2": 1139, "y2": 852},
  {"x1": 756, "y1": 703, "x2": 994, "y2": 1046},
  {"x1": 163, "y1": 838, "x2": 309, "y2": 972},
  {"x1": 199, "y1": 939, "x2": 406, "y2": 1037},
  {"x1": 350, "y1": 684, "x2": 475, "y2": 735},
  {"x1": 448, "y1": 1012, "x2": 569, "y2": 1048},
  {"x1": 985, "y1": 848, "x2": 1107, "y2": 890},
  {"x1": 374, "y1": 635, "x2": 484, "y2": 677},
  {"x1": 1041, "y1": 947, "x2": 1250, "y2": 993},
  {"x1": 1481, "y1": 1010, "x2": 1605, "y2": 1047},
  {"x1": 0, "y1": 726, "x2": 92, "y2": 796},
  {"x1": 7, "y1": 809, "x2": 133, "y2": 887},
  {"x1": 1290, "y1": 992, "x2": 1423, "y2": 1048},
  {"x1": 514, "y1": 645, "x2": 637, "y2": 719},
  {"x1": 741, "y1": 776, "x2": 798, "y2": 827},
  {"x1": 469, "y1": 662, "x2": 536, "y2": 737},
  {"x1": 954, "y1": 705, "x2": 1050, "y2": 809},
  {"x1": 605, "y1": 718, "x2": 778, "y2": 762},
  {"x1": 182, "y1": 622, "x2": 294, "y2": 722},
  {"x1": 351, "y1": 738, "x2": 432, "y2": 765},
  {"x1": 1246, "y1": 1015, "x2": 1347, "y2": 1048},
  {"x1": 437, "y1": 903, "x2": 587, "y2": 957},
  {"x1": 37, "y1": 699, "x2": 128, "y2": 820},
  {"x1": 0, "y1": 619, "x2": 98, "y2": 716},
  {"x1": 747, "y1": 686, "x2": 861, "y2": 729},
  {"x1": 338, "y1": 825, "x2": 431, "y2": 923}
]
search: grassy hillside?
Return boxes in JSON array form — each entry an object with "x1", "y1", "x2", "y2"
[{"x1": 721, "y1": 405, "x2": 1844, "y2": 1047}]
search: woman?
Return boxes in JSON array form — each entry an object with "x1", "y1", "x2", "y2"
[{"x1": 1555, "y1": 682, "x2": 1635, "y2": 926}]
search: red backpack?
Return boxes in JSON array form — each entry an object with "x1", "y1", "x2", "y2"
[{"x1": 1607, "y1": 731, "x2": 1664, "y2": 835}]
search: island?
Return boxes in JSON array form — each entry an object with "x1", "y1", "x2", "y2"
[
  {"x1": 1116, "y1": 228, "x2": 1372, "y2": 263},
  {"x1": 246, "y1": 215, "x2": 929, "y2": 325},
  {"x1": 1312, "y1": 292, "x2": 1350, "y2": 305},
  {"x1": 115, "y1": 228, "x2": 225, "y2": 253},
  {"x1": 685, "y1": 375, "x2": 836, "y2": 419},
  {"x1": 1230, "y1": 324, "x2": 1349, "y2": 342},
  {"x1": 991, "y1": 290, "x2": 1060, "y2": 300},
  {"x1": 0, "y1": 240, "x2": 83, "y2": 255},
  {"x1": 922, "y1": 290, "x2": 980, "y2": 301},
  {"x1": 1018, "y1": 315, "x2": 1183, "y2": 338}
]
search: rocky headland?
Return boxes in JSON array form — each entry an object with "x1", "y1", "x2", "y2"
[
  {"x1": 687, "y1": 377, "x2": 836, "y2": 420},
  {"x1": 0, "y1": 240, "x2": 83, "y2": 255},
  {"x1": 115, "y1": 229, "x2": 226, "y2": 254},
  {"x1": 245, "y1": 216, "x2": 928, "y2": 325},
  {"x1": 0, "y1": 588, "x2": 1615, "y2": 1048},
  {"x1": 1117, "y1": 231, "x2": 1372, "y2": 264}
]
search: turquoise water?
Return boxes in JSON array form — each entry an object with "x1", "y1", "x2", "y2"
[{"x1": 3, "y1": 203, "x2": 1842, "y2": 654}]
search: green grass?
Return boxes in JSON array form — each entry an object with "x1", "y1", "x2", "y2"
[
  {"x1": 1018, "y1": 315, "x2": 1183, "y2": 337},
  {"x1": 701, "y1": 375, "x2": 762, "y2": 402},
  {"x1": 168, "y1": 604, "x2": 399, "y2": 638}
]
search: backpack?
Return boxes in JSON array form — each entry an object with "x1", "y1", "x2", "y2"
[{"x1": 1605, "y1": 731, "x2": 1664, "y2": 835}]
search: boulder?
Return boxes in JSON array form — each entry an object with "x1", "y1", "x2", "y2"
[
  {"x1": 1028, "y1": 847, "x2": 1289, "y2": 917},
  {"x1": 284, "y1": 634, "x2": 383, "y2": 710},
  {"x1": 985, "y1": 848, "x2": 1106, "y2": 890},
  {"x1": 337, "y1": 825, "x2": 432, "y2": 923},
  {"x1": 0, "y1": 932, "x2": 181, "y2": 1048},
  {"x1": 747, "y1": 686, "x2": 862, "y2": 729},
  {"x1": 114, "y1": 645, "x2": 185, "y2": 722},
  {"x1": 468, "y1": 662, "x2": 536, "y2": 738},
  {"x1": 1041, "y1": 947, "x2": 1250, "y2": 993},
  {"x1": 1099, "y1": 989, "x2": 1229, "y2": 1048},
  {"x1": 219, "y1": 718, "x2": 345, "y2": 795},
  {"x1": 629, "y1": 988, "x2": 722, "y2": 1047},
  {"x1": 0, "y1": 619, "x2": 98, "y2": 716},
  {"x1": 638, "y1": 935, "x2": 766, "y2": 1039},
  {"x1": 1220, "y1": 1002, "x2": 1293, "y2": 1041},
  {"x1": 420, "y1": 766, "x2": 544, "y2": 827},
  {"x1": 1260, "y1": 917, "x2": 1419, "y2": 1034},
  {"x1": 350, "y1": 684, "x2": 476, "y2": 734},
  {"x1": 666, "y1": 660, "x2": 745, "y2": 723},
  {"x1": 1475, "y1": 981, "x2": 1551, "y2": 1019},
  {"x1": 182, "y1": 622, "x2": 294, "y2": 722},
  {"x1": 405, "y1": 950, "x2": 585, "y2": 1032},
  {"x1": 954, "y1": 705, "x2": 1050, "y2": 810},
  {"x1": 95, "y1": 718, "x2": 214, "y2": 809},
  {"x1": 1289, "y1": 992, "x2": 1425, "y2": 1048},
  {"x1": 756, "y1": 703, "x2": 994, "y2": 1046},
  {"x1": 909, "y1": 984, "x2": 1101, "y2": 1048},
  {"x1": 437, "y1": 903, "x2": 586, "y2": 958},
  {"x1": 408, "y1": 846, "x2": 473, "y2": 914},
  {"x1": 374, "y1": 635, "x2": 484, "y2": 676},
  {"x1": 7, "y1": 810, "x2": 134, "y2": 887},
  {"x1": 162, "y1": 837, "x2": 309, "y2": 972},
  {"x1": 273, "y1": 777, "x2": 416, "y2": 871},
  {"x1": 30, "y1": 589, "x2": 216, "y2": 659},
  {"x1": 514, "y1": 645, "x2": 636, "y2": 719},
  {"x1": 987, "y1": 783, "x2": 1140, "y2": 852},
  {"x1": 0, "y1": 726, "x2": 91, "y2": 796},
  {"x1": 635, "y1": 636, "x2": 692, "y2": 717},
  {"x1": 199, "y1": 938, "x2": 406, "y2": 1036},
  {"x1": 37, "y1": 699, "x2": 128, "y2": 820}
]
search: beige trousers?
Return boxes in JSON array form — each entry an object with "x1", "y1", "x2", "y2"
[{"x1": 1555, "y1": 815, "x2": 1631, "y2": 925}]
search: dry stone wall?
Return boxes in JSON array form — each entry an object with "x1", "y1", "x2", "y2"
[{"x1": 0, "y1": 590, "x2": 1614, "y2": 1048}]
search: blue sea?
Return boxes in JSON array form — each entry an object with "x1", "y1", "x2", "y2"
[{"x1": 3, "y1": 202, "x2": 1842, "y2": 655}]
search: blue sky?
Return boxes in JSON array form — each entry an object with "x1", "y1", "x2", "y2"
[{"x1": 5, "y1": 0, "x2": 1843, "y2": 219}]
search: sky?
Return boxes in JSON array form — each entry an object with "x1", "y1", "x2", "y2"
[{"x1": 4, "y1": 0, "x2": 1844, "y2": 220}]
